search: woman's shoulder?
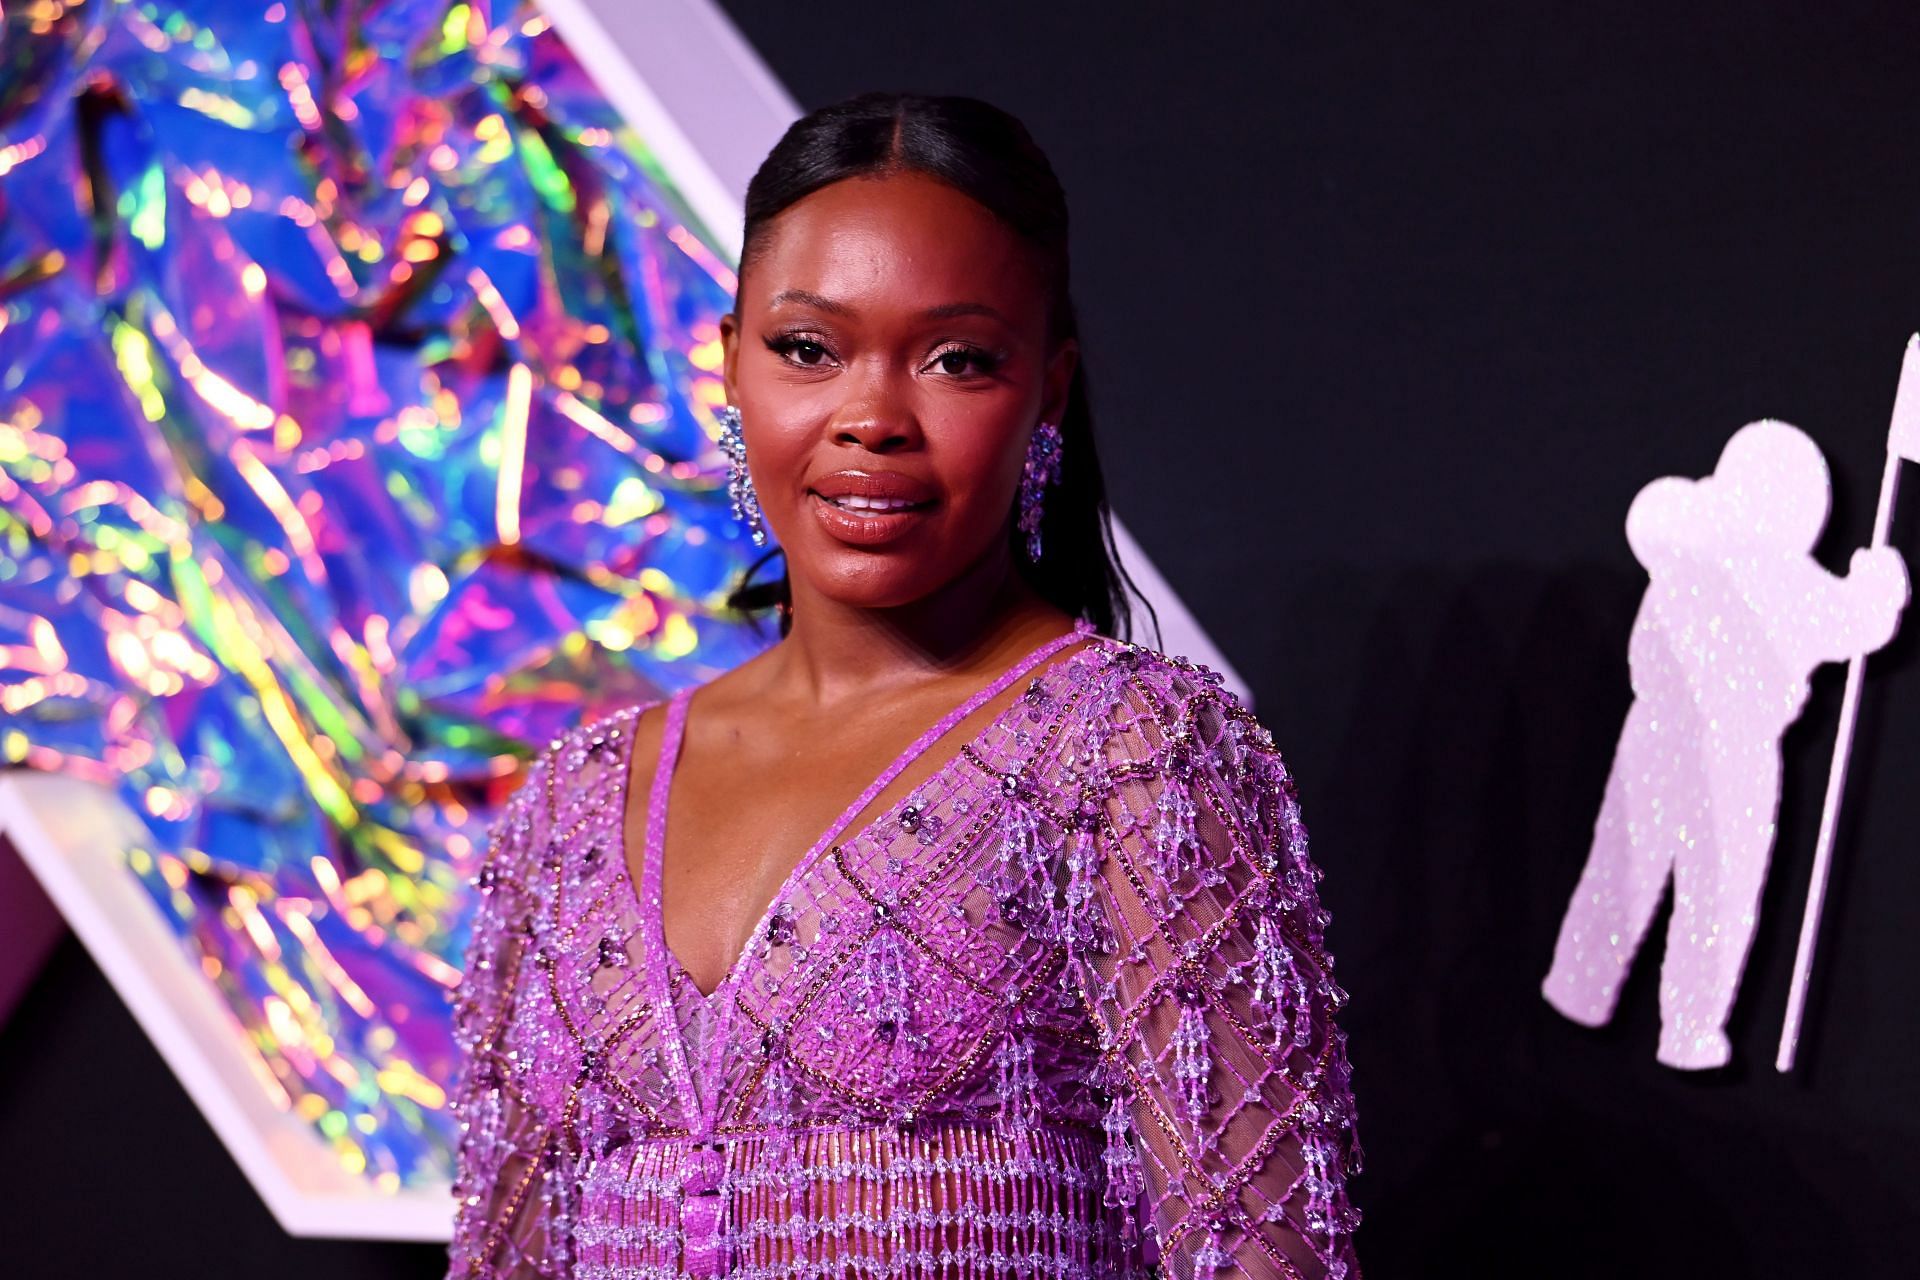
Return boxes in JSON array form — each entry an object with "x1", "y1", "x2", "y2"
[
  {"x1": 578, "y1": 641, "x2": 782, "y2": 747},
  {"x1": 1063, "y1": 632, "x2": 1268, "y2": 760},
  {"x1": 1092, "y1": 633, "x2": 1243, "y2": 699},
  {"x1": 567, "y1": 694, "x2": 668, "y2": 754},
  {"x1": 473, "y1": 698, "x2": 663, "y2": 908},
  {"x1": 496, "y1": 694, "x2": 668, "y2": 823}
]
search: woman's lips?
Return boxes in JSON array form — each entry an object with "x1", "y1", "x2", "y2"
[{"x1": 806, "y1": 489, "x2": 934, "y2": 546}]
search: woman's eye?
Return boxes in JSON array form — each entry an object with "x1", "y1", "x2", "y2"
[
  {"x1": 765, "y1": 335, "x2": 831, "y2": 367},
  {"x1": 930, "y1": 345, "x2": 997, "y2": 377}
]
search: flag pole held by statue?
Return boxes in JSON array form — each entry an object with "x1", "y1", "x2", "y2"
[{"x1": 1777, "y1": 334, "x2": 1920, "y2": 1072}]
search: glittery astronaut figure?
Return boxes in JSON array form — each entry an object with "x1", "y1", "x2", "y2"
[{"x1": 1543, "y1": 420, "x2": 1908, "y2": 1068}]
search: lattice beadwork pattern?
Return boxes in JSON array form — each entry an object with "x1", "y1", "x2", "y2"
[{"x1": 448, "y1": 633, "x2": 1362, "y2": 1278}]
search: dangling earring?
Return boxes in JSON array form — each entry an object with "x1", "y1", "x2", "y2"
[
  {"x1": 717, "y1": 404, "x2": 767, "y2": 546},
  {"x1": 1018, "y1": 418, "x2": 1063, "y2": 561}
]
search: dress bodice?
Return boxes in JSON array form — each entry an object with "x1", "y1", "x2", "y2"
[{"x1": 446, "y1": 629, "x2": 1363, "y2": 1280}]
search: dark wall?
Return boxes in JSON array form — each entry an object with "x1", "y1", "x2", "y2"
[
  {"x1": 711, "y1": 2, "x2": 1919, "y2": 1277},
  {"x1": 5, "y1": 4, "x2": 1917, "y2": 1277}
]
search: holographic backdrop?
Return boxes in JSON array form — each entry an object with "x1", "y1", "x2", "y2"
[{"x1": 0, "y1": 0, "x2": 770, "y2": 1189}]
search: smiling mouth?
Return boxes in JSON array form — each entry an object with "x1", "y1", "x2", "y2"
[{"x1": 811, "y1": 492, "x2": 933, "y2": 514}]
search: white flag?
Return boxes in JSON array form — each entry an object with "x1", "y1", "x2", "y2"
[{"x1": 1890, "y1": 333, "x2": 1920, "y2": 464}]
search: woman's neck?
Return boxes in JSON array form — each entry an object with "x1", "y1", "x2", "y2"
[{"x1": 768, "y1": 546, "x2": 1075, "y2": 710}]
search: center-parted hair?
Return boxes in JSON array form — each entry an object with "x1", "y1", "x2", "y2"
[{"x1": 722, "y1": 90, "x2": 1154, "y2": 644}]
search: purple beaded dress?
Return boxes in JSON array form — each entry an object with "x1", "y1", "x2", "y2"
[{"x1": 447, "y1": 620, "x2": 1363, "y2": 1279}]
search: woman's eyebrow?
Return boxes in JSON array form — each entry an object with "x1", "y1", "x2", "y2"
[
  {"x1": 764, "y1": 290, "x2": 1006, "y2": 324},
  {"x1": 766, "y1": 288, "x2": 851, "y2": 315},
  {"x1": 919, "y1": 301, "x2": 1007, "y2": 322}
]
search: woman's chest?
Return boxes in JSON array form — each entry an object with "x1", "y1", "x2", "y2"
[
  {"x1": 531, "y1": 718, "x2": 1095, "y2": 1133},
  {"x1": 636, "y1": 729, "x2": 970, "y2": 1000}
]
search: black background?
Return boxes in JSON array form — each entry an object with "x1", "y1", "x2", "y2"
[{"x1": 5, "y1": 3, "x2": 1918, "y2": 1276}]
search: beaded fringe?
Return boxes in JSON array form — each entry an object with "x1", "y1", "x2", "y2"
[{"x1": 568, "y1": 1121, "x2": 1144, "y2": 1280}]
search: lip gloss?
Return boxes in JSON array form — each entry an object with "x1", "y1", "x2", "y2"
[{"x1": 807, "y1": 491, "x2": 933, "y2": 546}]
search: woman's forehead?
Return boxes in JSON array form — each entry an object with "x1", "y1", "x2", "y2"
[{"x1": 741, "y1": 173, "x2": 1047, "y2": 321}]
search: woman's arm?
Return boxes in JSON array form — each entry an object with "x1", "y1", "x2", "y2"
[
  {"x1": 446, "y1": 745, "x2": 566, "y2": 1279},
  {"x1": 1075, "y1": 657, "x2": 1363, "y2": 1280}
]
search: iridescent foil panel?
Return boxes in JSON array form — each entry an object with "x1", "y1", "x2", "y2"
[{"x1": 0, "y1": 0, "x2": 772, "y2": 1188}]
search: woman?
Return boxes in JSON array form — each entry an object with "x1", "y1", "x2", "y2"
[{"x1": 447, "y1": 91, "x2": 1362, "y2": 1280}]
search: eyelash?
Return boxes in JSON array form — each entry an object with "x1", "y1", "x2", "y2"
[
  {"x1": 928, "y1": 342, "x2": 1003, "y2": 377},
  {"x1": 761, "y1": 333, "x2": 1003, "y2": 378}
]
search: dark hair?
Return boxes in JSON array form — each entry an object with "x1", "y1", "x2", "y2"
[{"x1": 720, "y1": 90, "x2": 1157, "y2": 646}]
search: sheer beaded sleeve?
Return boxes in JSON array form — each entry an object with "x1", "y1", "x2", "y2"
[
  {"x1": 1073, "y1": 656, "x2": 1364, "y2": 1280},
  {"x1": 446, "y1": 745, "x2": 566, "y2": 1279}
]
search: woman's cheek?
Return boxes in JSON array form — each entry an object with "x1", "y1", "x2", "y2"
[
  {"x1": 969, "y1": 423, "x2": 1028, "y2": 499},
  {"x1": 750, "y1": 426, "x2": 814, "y2": 507}
]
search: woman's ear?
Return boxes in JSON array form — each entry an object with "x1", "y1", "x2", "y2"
[
  {"x1": 1040, "y1": 336, "x2": 1079, "y2": 427},
  {"x1": 719, "y1": 310, "x2": 741, "y2": 404}
]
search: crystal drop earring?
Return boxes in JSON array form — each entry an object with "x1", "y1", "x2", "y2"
[
  {"x1": 717, "y1": 403, "x2": 767, "y2": 546},
  {"x1": 1018, "y1": 418, "x2": 1064, "y2": 561}
]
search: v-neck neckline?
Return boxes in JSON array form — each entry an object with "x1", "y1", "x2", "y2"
[{"x1": 616, "y1": 618, "x2": 1102, "y2": 1132}]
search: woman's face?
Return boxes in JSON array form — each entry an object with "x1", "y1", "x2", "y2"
[{"x1": 719, "y1": 171, "x2": 1077, "y2": 612}]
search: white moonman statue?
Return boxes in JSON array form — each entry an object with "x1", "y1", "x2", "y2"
[{"x1": 1542, "y1": 419, "x2": 1908, "y2": 1069}]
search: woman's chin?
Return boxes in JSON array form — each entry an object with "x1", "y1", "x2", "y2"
[
  {"x1": 778, "y1": 518, "x2": 1013, "y2": 615},
  {"x1": 786, "y1": 551, "x2": 970, "y2": 614},
  {"x1": 808, "y1": 575, "x2": 952, "y2": 613}
]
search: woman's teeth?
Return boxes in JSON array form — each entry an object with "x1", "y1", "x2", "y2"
[{"x1": 821, "y1": 493, "x2": 922, "y2": 512}]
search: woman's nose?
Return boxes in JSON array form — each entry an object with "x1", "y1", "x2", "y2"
[{"x1": 829, "y1": 398, "x2": 921, "y2": 452}]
